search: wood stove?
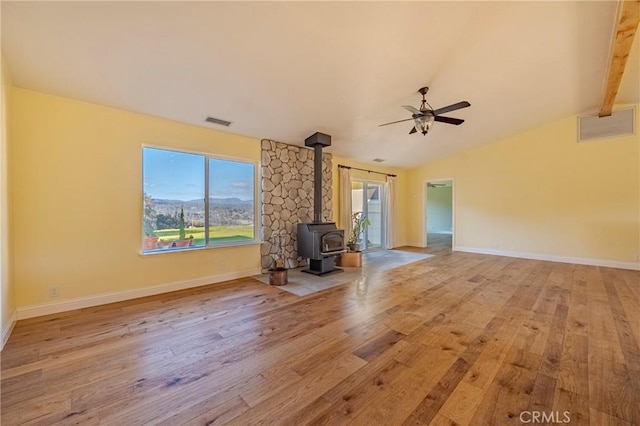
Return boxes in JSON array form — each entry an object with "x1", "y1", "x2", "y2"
[
  {"x1": 297, "y1": 132, "x2": 345, "y2": 275},
  {"x1": 297, "y1": 222, "x2": 344, "y2": 275}
]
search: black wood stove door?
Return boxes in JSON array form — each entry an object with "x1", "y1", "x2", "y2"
[{"x1": 321, "y1": 231, "x2": 345, "y2": 255}]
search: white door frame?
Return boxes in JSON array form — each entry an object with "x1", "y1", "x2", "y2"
[
  {"x1": 351, "y1": 178, "x2": 387, "y2": 250},
  {"x1": 423, "y1": 178, "x2": 456, "y2": 249}
]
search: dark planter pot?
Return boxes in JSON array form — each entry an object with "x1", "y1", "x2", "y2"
[{"x1": 269, "y1": 267, "x2": 288, "y2": 286}]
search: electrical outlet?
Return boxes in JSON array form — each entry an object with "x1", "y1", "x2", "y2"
[{"x1": 49, "y1": 287, "x2": 59, "y2": 298}]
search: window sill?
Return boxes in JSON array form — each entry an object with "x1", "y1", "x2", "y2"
[{"x1": 140, "y1": 239, "x2": 262, "y2": 256}]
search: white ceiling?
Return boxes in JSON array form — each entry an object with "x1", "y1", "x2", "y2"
[{"x1": 2, "y1": 1, "x2": 638, "y2": 168}]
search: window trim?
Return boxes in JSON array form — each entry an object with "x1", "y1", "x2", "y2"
[{"x1": 141, "y1": 144, "x2": 261, "y2": 254}]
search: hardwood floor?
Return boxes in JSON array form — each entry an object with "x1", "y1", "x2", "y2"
[
  {"x1": 2, "y1": 248, "x2": 639, "y2": 425},
  {"x1": 426, "y1": 233, "x2": 453, "y2": 254}
]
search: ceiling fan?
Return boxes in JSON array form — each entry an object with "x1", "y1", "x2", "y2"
[{"x1": 380, "y1": 87, "x2": 470, "y2": 135}]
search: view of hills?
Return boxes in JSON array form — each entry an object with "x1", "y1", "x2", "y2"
[{"x1": 150, "y1": 197, "x2": 253, "y2": 228}]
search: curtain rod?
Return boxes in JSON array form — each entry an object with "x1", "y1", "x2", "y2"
[{"x1": 338, "y1": 164, "x2": 396, "y2": 178}]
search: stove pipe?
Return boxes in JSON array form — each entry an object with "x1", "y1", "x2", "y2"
[{"x1": 304, "y1": 132, "x2": 331, "y2": 223}]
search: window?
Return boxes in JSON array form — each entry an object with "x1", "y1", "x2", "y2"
[{"x1": 142, "y1": 147, "x2": 257, "y2": 252}]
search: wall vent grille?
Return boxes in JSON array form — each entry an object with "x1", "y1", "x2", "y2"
[
  {"x1": 205, "y1": 116, "x2": 232, "y2": 127},
  {"x1": 578, "y1": 107, "x2": 635, "y2": 142}
]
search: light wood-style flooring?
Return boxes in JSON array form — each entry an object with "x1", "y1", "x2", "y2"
[
  {"x1": 425, "y1": 233, "x2": 453, "y2": 255},
  {"x1": 2, "y1": 245, "x2": 639, "y2": 425}
]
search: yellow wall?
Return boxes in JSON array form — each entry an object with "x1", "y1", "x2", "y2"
[
  {"x1": 332, "y1": 156, "x2": 410, "y2": 247},
  {"x1": 10, "y1": 85, "x2": 638, "y2": 313},
  {"x1": 12, "y1": 89, "x2": 261, "y2": 308},
  {"x1": 1, "y1": 54, "x2": 15, "y2": 334},
  {"x1": 426, "y1": 186, "x2": 453, "y2": 233},
  {"x1": 408, "y1": 106, "x2": 640, "y2": 265}
]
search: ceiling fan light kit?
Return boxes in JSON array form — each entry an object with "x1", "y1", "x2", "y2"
[
  {"x1": 414, "y1": 113, "x2": 435, "y2": 135},
  {"x1": 380, "y1": 86, "x2": 470, "y2": 136}
]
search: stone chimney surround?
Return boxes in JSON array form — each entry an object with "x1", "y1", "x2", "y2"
[{"x1": 260, "y1": 139, "x2": 332, "y2": 272}]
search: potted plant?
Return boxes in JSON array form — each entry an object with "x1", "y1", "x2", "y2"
[
  {"x1": 143, "y1": 227, "x2": 159, "y2": 250},
  {"x1": 143, "y1": 193, "x2": 158, "y2": 250},
  {"x1": 338, "y1": 212, "x2": 370, "y2": 267},
  {"x1": 174, "y1": 206, "x2": 193, "y2": 247},
  {"x1": 347, "y1": 211, "x2": 370, "y2": 252}
]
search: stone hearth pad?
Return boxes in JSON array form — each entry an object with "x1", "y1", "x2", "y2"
[{"x1": 253, "y1": 249, "x2": 434, "y2": 296}]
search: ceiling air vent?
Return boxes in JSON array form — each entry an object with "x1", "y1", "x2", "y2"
[
  {"x1": 205, "y1": 116, "x2": 232, "y2": 127},
  {"x1": 578, "y1": 107, "x2": 635, "y2": 142},
  {"x1": 373, "y1": 158, "x2": 385, "y2": 163}
]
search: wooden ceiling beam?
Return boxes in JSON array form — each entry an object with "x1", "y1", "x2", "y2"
[{"x1": 599, "y1": 0, "x2": 640, "y2": 117}]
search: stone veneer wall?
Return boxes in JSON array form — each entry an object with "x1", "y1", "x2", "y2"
[{"x1": 260, "y1": 139, "x2": 332, "y2": 272}]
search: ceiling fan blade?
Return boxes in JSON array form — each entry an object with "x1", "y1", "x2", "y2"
[
  {"x1": 432, "y1": 101, "x2": 470, "y2": 116},
  {"x1": 402, "y1": 105, "x2": 422, "y2": 115},
  {"x1": 409, "y1": 127, "x2": 417, "y2": 134},
  {"x1": 379, "y1": 117, "x2": 416, "y2": 127},
  {"x1": 434, "y1": 115, "x2": 464, "y2": 125}
]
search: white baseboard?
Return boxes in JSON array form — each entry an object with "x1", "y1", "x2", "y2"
[
  {"x1": 454, "y1": 246, "x2": 640, "y2": 271},
  {"x1": 17, "y1": 268, "x2": 262, "y2": 320},
  {"x1": 1, "y1": 309, "x2": 17, "y2": 350}
]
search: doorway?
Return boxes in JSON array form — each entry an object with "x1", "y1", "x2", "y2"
[
  {"x1": 425, "y1": 179, "x2": 453, "y2": 250},
  {"x1": 351, "y1": 180, "x2": 385, "y2": 251}
]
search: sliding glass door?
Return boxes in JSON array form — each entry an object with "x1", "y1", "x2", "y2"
[{"x1": 351, "y1": 181, "x2": 385, "y2": 251}]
